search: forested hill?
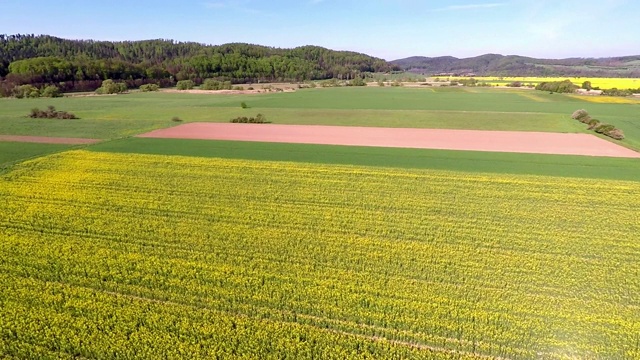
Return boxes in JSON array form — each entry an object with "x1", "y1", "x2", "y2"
[
  {"x1": 392, "y1": 54, "x2": 640, "y2": 77},
  {"x1": 0, "y1": 34, "x2": 395, "y2": 93}
]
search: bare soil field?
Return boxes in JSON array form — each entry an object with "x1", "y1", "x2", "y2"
[
  {"x1": 0, "y1": 135, "x2": 100, "y2": 145},
  {"x1": 138, "y1": 123, "x2": 640, "y2": 158}
]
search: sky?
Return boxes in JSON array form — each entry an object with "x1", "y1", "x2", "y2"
[{"x1": 1, "y1": 0, "x2": 638, "y2": 60}]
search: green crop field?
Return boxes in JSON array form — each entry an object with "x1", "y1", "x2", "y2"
[
  {"x1": 0, "y1": 141, "x2": 72, "y2": 168},
  {"x1": 1, "y1": 86, "x2": 640, "y2": 359},
  {"x1": 2, "y1": 87, "x2": 639, "y2": 149},
  {"x1": 91, "y1": 138, "x2": 640, "y2": 181}
]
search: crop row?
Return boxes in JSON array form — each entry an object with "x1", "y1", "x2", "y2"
[{"x1": 1, "y1": 150, "x2": 639, "y2": 359}]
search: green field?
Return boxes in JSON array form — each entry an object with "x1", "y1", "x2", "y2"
[
  {"x1": 91, "y1": 138, "x2": 640, "y2": 181},
  {"x1": 2, "y1": 87, "x2": 639, "y2": 149},
  {"x1": 1, "y1": 86, "x2": 640, "y2": 359},
  {"x1": 0, "y1": 141, "x2": 72, "y2": 169}
]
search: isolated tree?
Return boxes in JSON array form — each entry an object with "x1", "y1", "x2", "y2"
[{"x1": 582, "y1": 81, "x2": 592, "y2": 90}]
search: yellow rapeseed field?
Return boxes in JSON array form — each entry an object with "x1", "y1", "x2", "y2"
[
  {"x1": 566, "y1": 94, "x2": 640, "y2": 104},
  {"x1": 467, "y1": 76, "x2": 640, "y2": 90},
  {"x1": 1, "y1": 150, "x2": 639, "y2": 359}
]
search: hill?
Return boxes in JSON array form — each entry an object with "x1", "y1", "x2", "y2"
[
  {"x1": 0, "y1": 34, "x2": 394, "y2": 94},
  {"x1": 392, "y1": 54, "x2": 640, "y2": 77}
]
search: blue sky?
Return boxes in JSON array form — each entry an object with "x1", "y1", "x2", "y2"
[{"x1": 2, "y1": 0, "x2": 637, "y2": 60}]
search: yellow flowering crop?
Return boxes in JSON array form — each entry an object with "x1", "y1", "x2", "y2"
[
  {"x1": 456, "y1": 76, "x2": 640, "y2": 90},
  {"x1": 566, "y1": 94, "x2": 640, "y2": 104},
  {"x1": 1, "y1": 150, "x2": 639, "y2": 359}
]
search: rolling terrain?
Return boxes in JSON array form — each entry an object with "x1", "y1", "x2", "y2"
[{"x1": 1, "y1": 85, "x2": 639, "y2": 359}]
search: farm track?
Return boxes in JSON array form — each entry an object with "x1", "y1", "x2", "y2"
[{"x1": 0, "y1": 135, "x2": 100, "y2": 145}]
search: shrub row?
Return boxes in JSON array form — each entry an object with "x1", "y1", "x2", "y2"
[
  {"x1": 571, "y1": 109, "x2": 624, "y2": 140},
  {"x1": 601, "y1": 88, "x2": 638, "y2": 97},
  {"x1": 29, "y1": 106, "x2": 77, "y2": 119},
  {"x1": 230, "y1": 114, "x2": 269, "y2": 123},
  {"x1": 346, "y1": 78, "x2": 366, "y2": 86},
  {"x1": 536, "y1": 80, "x2": 578, "y2": 93},
  {"x1": 319, "y1": 79, "x2": 376, "y2": 87},
  {"x1": 12, "y1": 84, "x2": 61, "y2": 98},
  {"x1": 201, "y1": 79, "x2": 232, "y2": 90}
]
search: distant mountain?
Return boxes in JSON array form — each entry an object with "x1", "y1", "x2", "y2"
[{"x1": 391, "y1": 54, "x2": 640, "y2": 77}]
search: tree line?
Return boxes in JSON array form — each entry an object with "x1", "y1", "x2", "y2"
[{"x1": 0, "y1": 34, "x2": 397, "y2": 95}]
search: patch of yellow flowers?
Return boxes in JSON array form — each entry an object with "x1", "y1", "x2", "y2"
[
  {"x1": 1, "y1": 150, "x2": 639, "y2": 359},
  {"x1": 464, "y1": 76, "x2": 640, "y2": 90}
]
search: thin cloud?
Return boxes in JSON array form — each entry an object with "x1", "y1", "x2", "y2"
[{"x1": 433, "y1": 3, "x2": 506, "y2": 11}]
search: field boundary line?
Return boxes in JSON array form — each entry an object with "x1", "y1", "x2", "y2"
[{"x1": 0, "y1": 135, "x2": 100, "y2": 145}]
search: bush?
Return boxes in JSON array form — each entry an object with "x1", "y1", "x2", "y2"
[
  {"x1": 571, "y1": 109, "x2": 589, "y2": 120},
  {"x1": 579, "y1": 115, "x2": 592, "y2": 124},
  {"x1": 587, "y1": 119, "x2": 601, "y2": 130},
  {"x1": 140, "y1": 84, "x2": 160, "y2": 92},
  {"x1": 240, "y1": 102, "x2": 249, "y2": 109},
  {"x1": 171, "y1": 116, "x2": 183, "y2": 122},
  {"x1": 570, "y1": 109, "x2": 625, "y2": 140},
  {"x1": 594, "y1": 123, "x2": 625, "y2": 139},
  {"x1": 571, "y1": 109, "x2": 592, "y2": 123},
  {"x1": 233, "y1": 86, "x2": 244, "y2": 91},
  {"x1": 176, "y1": 80, "x2": 195, "y2": 90},
  {"x1": 506, "y1": 81, "x2": 522, "y2": 87},
  {"x1": 200, "y1": 79, "x2": 231, "y2": 90},
  {"x1": 41, "y1": 85, "x2": 62, "y2": 98},
  {"x1": 96, "y1": 79, "x2": 127, "y2": 94},
  {"x1": 602, "y1": 88, "x2": 633, "y2": 97},
  {"x1": 594, "y1": 124, "x2": 616, "y2": 135},
  {"x1": 457, "y1": 78, "x2": 478, "y2": 87},
  {"x1": 607, "y1": 128, "x2": 625, "y2": 140},
  {"x1": 320, "y1": 79, "x2": 340, "y2": 87},
  {"x1": 347, "y1": 77, "x2": 366, "y2": 86},
  {"x1": 378, "y1": 81, "x2": 385, "y2": 87},
  {"x1": 230, "y1": 113, "x2": 269, "y2": 123},
  {"x1": 29, "y1": 106, "x2": 77, "y2": 119},
  {"x1": 13, "y1": 85, "x2": 39, "y2": 99},
  {"x1": 255, "y1": 113, "x2": 266, "y2": 123}
]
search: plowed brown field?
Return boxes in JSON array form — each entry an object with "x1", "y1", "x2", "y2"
[{"x1": 138, "y1": 123, "x2": 640, "y2": 158}]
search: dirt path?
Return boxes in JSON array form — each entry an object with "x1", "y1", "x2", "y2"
[
  {"x1": 0, "y1": 135, "x2": 100, "y2": 145},
  {"x1": 138, "y1": 123, "x2": 640, "y2": 158}
]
